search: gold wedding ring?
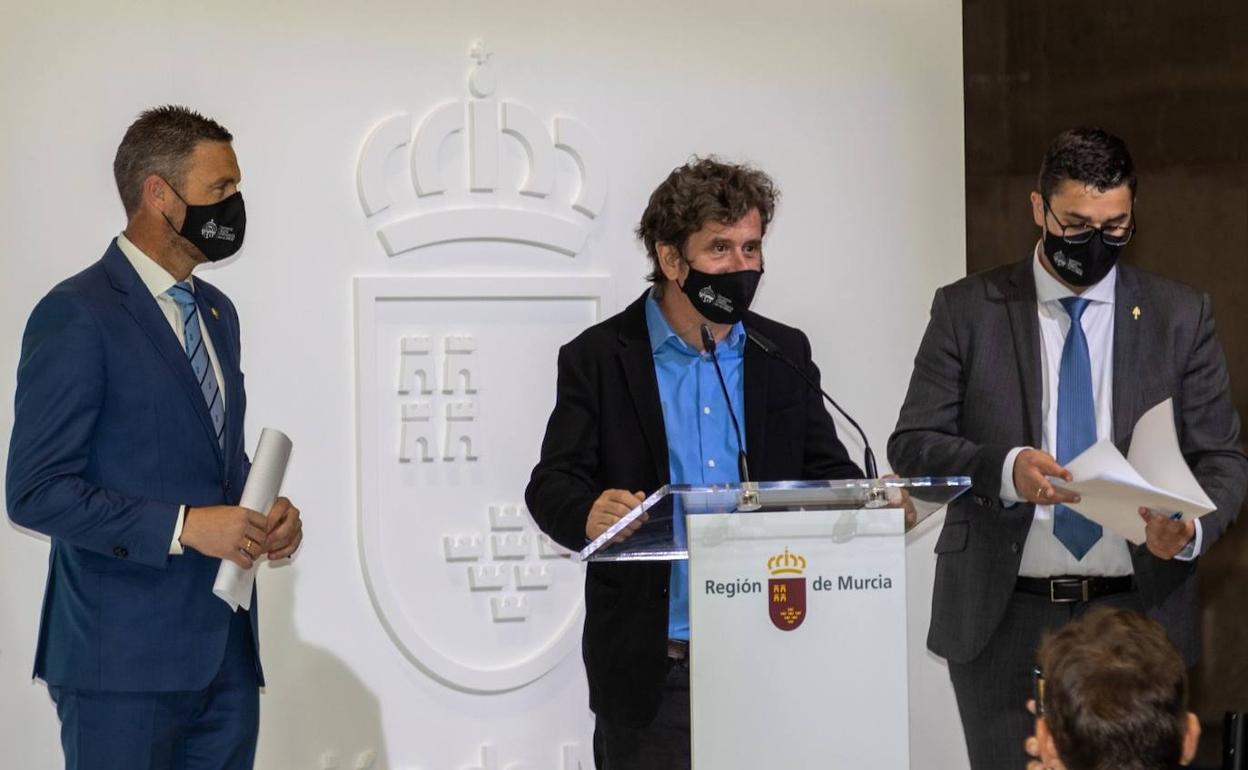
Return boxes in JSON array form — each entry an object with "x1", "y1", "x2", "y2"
[
  {"x1": 1037, "y1": 486, "x2": 1046, "y2": 498},
  {"x1": 244, "y1": 537, "x2": 255, "y2": 553}
]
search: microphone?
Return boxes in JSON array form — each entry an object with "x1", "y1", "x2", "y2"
[
  {"x1": 700, "y1": 324, "x2": 751, "y2": 484},
  {"x1": 745, "y1": 327, "x2": 879, "y2": 478}
]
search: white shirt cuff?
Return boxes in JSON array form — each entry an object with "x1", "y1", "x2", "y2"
[
  {"x1": 1174, "y1": 517, "x2": 1203, "y2": 561},
  {"x1": 169, "y1": 505, "x2": 186, "y2": 555},
  {"x1": 999, "y1": 446, "x2": 1030, "y2": 505}
]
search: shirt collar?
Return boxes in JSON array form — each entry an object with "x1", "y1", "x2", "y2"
[
  {"x1": 117, "y1": 232, "x2": 191, "y2": 299},
  {"x1": 644, "y1": 290, "x2": 745, "y2": 355},
  {"x1": 1031, "y1": 241, "x2": 1116, "y2": 306}
]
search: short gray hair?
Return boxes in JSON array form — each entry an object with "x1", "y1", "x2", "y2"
[{"x1": 113, "y1": 105, "x2": 232, "y2": 216}]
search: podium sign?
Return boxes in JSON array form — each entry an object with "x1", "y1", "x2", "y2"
[
  {"x1": 578, "y1": 478, "x2": 970, "y2": 769},
  {"x1": 688, "y1": 508, "x2": 909, "y2": 770}
]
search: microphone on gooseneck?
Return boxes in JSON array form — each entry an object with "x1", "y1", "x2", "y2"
[
  {"x1": 700, "y1": 324, "x2": 751, "y2": 484},
  {"x1": 745, "y1": 327, "x2": 879, "y2": 479}
]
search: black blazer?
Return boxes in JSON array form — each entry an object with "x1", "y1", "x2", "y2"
[
  {"x1": 888, "y1": 259, "x2": 1247, "y2": 666},
  {"x1": 525, "y1": 291, "x2": 863, "y2": 726}
]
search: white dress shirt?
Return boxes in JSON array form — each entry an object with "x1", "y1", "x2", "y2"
[
  {"x1": 1000, "y1": 245, "x2": 1199, "y2": 576},
  {"x1": 117, "y1": 233, "x2": 226, "y2": 555}
]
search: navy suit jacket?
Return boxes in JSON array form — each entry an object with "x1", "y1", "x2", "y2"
[{"x1": 6, "y1": 239, "x2": 262, "y2": 691}]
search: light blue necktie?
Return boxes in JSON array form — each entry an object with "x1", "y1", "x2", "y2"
[
  {"x1": 1054, "y1": 296, "x2": 1102, "y2": 559},
  {"x1": 166, "y1": 281, "x2": 225, "y2": 452}
]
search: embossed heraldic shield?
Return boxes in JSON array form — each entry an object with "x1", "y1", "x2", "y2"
[
  {"x1": 768, "y1": 548, "x2": 807, "y2": 631},
  {"x1": 354, "y1": 48, "x2": 611, "y2": 694}
]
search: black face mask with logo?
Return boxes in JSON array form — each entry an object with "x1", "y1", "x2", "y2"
[
  {"x1": 678, "y1": 265, "x2": 764, "y2": 325},
  {"x1": 162, "y1": 184, "x2": 247, "y2": 262},
  {"x1": 1041, "y1": 230, "x2": 1122, "y2": 288}
]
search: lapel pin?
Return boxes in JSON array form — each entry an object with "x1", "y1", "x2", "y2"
[
  {"x1": 210, "y1": 307, "x2": 220, "y2": 320},
  {"x1": 1131, "y1": 305, "x2": 1141, "y2": 320}
]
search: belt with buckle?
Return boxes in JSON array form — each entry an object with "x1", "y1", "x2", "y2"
[
  {"x1": 667, "y1": 639, "x2": 689, "y2": 660},
  {"x1": 1015, "y1": 575, "x2": 1135, "y2": 604}
]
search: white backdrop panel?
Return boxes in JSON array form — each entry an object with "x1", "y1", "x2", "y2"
[{"x1": 0, "y1": 1, "x2": 968, "y2": 768}]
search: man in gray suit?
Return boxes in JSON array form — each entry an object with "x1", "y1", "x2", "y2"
[{"x1": 889, "y1": 127, "x2": 1247, "y2": 769}]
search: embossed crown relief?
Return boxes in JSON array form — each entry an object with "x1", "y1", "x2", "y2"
[{"x1": 356, "y1": 41, "x2": 606, "y2": 257}]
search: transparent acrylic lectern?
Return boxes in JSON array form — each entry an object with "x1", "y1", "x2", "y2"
[{"x1": 579, "y1": 476, "x2": 971, "y2": 562}]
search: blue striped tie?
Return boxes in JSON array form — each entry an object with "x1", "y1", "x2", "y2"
[
  {"x1": 166, "y1": 282, "x2": 225, "y2": 452},
  {"x1": 1054, "y1": 296, "x2": 1102, "y2": 559}
]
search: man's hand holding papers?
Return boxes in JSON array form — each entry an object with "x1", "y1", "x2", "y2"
[{"x1": 1050, "y1": 399, "x2": 1214, "y2": 551}]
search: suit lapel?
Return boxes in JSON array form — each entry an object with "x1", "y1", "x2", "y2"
[
  {"x1": 103, "y1": 245, "x2": 224, "y2": 466},
  {"x1": 617, "y1": 295, "x2": 671, "y2": 485},
  {"x1": 743, "y1": 328, "x2": 768, "y2": 465},
  {"x1": 1111, "y1": 267, "x2": 1142, "y2": 447},
  {"x1": 1003, "y1": 258, "x2": 1044, "y2": 447}
]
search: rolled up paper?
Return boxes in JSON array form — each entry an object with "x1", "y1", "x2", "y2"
[{"x1": 213, "y1": 428, "x2": 293, "y2": 610}]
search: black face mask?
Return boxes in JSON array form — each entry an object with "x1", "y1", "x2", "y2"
[
  {"x1": 1041, "y1": 230, "x2": 1121, "y2": 288},
  {"x1": 678, "y1": 265, "x2": 763, "y2": 325},
  {"x1": 163, "y1": 184, "x2": 246, "y2": 262}
]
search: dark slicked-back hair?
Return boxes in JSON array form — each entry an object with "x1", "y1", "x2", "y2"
[
  {"x1": 636, "y1": 157, "x2": 778, "y2": 283},
  {"x1": 1038, "y1": 127, "x2": 1137, "y2": 200},
  {"x1": 1038, "y1": 607, "x2": 1188, "y2": 770},
  {"x1": 113, "y1": 105, "x2": 232, "y2": 216}
]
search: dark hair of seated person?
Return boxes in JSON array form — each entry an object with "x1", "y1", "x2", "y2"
[{"x1": 1037, "y1": 607, "x2": 1192, "y2": 770}]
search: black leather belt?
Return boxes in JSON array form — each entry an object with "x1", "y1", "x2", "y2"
[{"x1": 1015, "y1": 575, "x2": 1135, "y2": 604}]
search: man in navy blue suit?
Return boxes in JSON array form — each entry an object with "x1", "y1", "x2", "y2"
[{"x1": 6, "y1": 105, "x2": 304, "y2": 769}]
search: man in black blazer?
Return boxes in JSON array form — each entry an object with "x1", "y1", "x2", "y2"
[
  {"x1": 526, "y1": 157, "x2": 862, "y2": 770},
  {"x1": 889, "y1": 128, "x2": 1247, "y2": 768}
]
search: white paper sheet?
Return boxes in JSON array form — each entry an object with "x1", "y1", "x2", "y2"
[
  {"x1": 1052, "y1": 399, "x2": 1214, "y2": 544},
  {"x1": 212, "y1": 428, "x2": 293, "y2": 610}
]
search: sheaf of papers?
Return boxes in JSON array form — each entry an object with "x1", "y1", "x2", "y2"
[
  {"x1": 1051, "y1": 399, "x2": 1214, "y2": 545},
  {"x1": 212, "y1": 428, "x2": 293, "y2": 610}
]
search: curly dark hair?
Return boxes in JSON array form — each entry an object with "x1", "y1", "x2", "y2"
[
  {"x1": 1038, "y1": 128, "x2": 1136, "y2": 200},
  {"x1": 636, "y1": 157, "x2": 778, "y2": 283},
  {"x1": 114, "y1": 105, "x2": 233, "y2": 217}
]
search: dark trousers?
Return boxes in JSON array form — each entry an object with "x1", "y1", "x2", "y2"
[
  {"x1": 49, "y1": 609, "x2": 260, "y2": 770},
  {"x1": 948, "y1": 588, "x2": 1146, "y2": 770},
  {"x1": 593, "y1": 658, "x2": 690, "y2": 770}
]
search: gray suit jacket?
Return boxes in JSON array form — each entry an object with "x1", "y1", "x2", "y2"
[{"x1": 888, "y1": 258, "x2": 1247, "y2": 666}]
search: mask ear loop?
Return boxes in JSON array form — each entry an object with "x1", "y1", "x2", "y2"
[
  {"x1": 156, "y1": 176, "x2": 190, "y2": 235},
  {"x1": 670, "y1": 245, "x2": 692, "y2": 293},
  {"x1": 162, "y1": 176, "x2": 190, "y2": 206}
]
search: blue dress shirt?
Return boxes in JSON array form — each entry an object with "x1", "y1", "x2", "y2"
[{"x1": 644, "y1": 293, "x2": 746, "y2": 641}]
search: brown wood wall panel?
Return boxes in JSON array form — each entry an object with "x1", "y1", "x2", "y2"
[{"x1": 962, "y1": 1, "x2": 1248, "y2": 761}]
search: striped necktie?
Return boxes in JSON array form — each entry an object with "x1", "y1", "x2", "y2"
[
  {"x1": 1054, "y1": 296, "x2": 1102, "y2": 559},
  {"x1": 166, "y1": 281, "x2": 225, "y2": 452}
]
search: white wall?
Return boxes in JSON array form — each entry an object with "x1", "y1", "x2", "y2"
[{"x1": 0, "y1": 1, "x2": 968, "y2": 767}]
